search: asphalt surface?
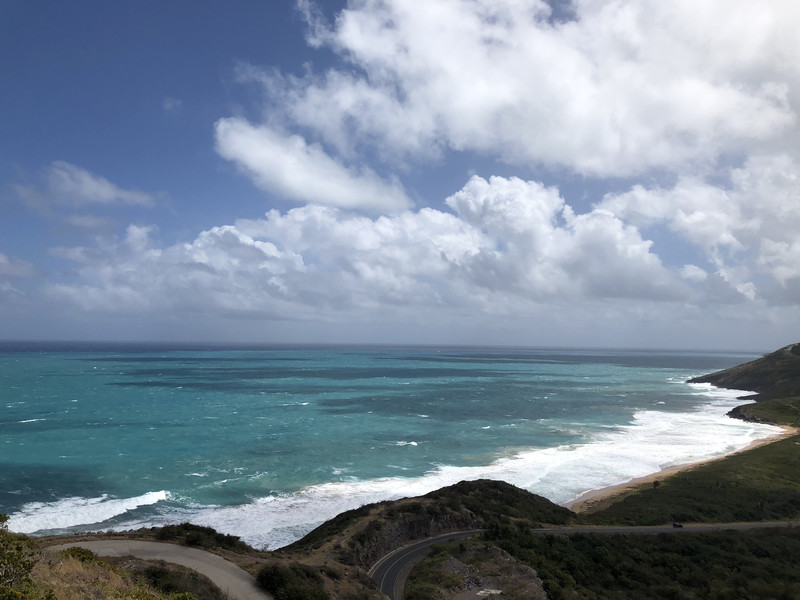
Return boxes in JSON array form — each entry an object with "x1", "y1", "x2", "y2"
[
  {"x1": 48, "y1": 540, "x2": 273, "y2": 600},
  {"x1": 369, "y1": 530, "x2": 484, "y2": 600},
  {"x1": 368, "y1": 521, "x2": 800, "y2": 600}
]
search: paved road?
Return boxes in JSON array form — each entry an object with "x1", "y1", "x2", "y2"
[
  {"x1": 369, "y1": 521, "x2": 800, "y2": 600},
  {"x1": 369, "y1": 530, "x2": 484, "y2": 600},
  {"x1": 48, "y1": 540, "x2": 272, "y2": 600}
]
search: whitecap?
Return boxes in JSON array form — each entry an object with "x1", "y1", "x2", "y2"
[
  {"x1": 35, "y1": 383, "x2": 783, "y2": 552},
  {"x1": 8, "y1": 490, "x2": 169, "y2": 534},
  {"x1": 176, "y1": 384, "x2": 783, "y2": 550}
]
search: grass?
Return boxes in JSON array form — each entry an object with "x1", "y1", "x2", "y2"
[
  {"x1": 689, "y1": 343, "x2": 800, "y2": 400},
  {"x1": 585, "y1": 434, "x2": 800, "y2": 525},
  {"x1": 29, "y1": 548, "x2": 210, "y2": 600},
  {"x1": 729, "y1": 396, "x2": 800, "y2": 426}
]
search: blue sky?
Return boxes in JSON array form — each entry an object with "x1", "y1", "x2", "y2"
[{"x1": 2, "y1": 0, "x2": 799, "y2": 350}]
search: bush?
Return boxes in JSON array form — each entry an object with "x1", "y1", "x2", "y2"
[
  {"x1": 256, "y1": 563, "x2": 330, "y2": 600},
  {"x1": 0, "y1": 515, "x2": 39, "y2": 590},
  {"x1": 155, "y1": 523, "x2": 250, "y2": 552},
  {"x1": 59, "y1": 547, "x2": 96, "y2": 563}
]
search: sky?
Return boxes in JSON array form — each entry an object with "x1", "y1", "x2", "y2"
[{"x1": 1, "y1": 0, "x2": 799, "y2": 351}]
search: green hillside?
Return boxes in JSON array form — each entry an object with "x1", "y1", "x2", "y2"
[{"x1": 689, "y1": 343, "x2": 800, "y2": 400}]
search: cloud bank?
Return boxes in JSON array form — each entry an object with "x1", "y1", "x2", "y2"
[
  {"x1": 241, "y1": 0, "x2": 797, "y2": 176},
  {"x1": 9, "y1": 0, "x2": 800, "y2": 347}
]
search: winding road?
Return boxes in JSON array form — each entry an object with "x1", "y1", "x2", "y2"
[
  {"x1": 368, "y1": 521, "x2": 800, "y2": 600},
  {"x1": 46, "y1": 521, "x2": 799, "y2": 600},
  {"x1": 369, "y1": 530, "x2": 484, "y2": 600},
  {"x1": 48, "y1": 540, "x2": 272, "y2": 600}
]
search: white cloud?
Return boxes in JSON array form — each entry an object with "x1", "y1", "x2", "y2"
[
  {"x1": 213, "y1": 0, "x2": 799, "y2": 316},
  {"x1": 598, "y1": 153, "x2": 800, "y2": 300},
  {"x1": 681, "y1": 265, "x2": 707, "y2": 283},
  {"x1": 0, "y1": 253, "x2": 39, "y2": 308},
  {"x1": 39, "y1": 167, "x2": 800, "y2": 346},
  {"x1": 13, "y1": 161, "x2": 157, "y2": 225},
  {"x1": 48, "y1": 175, "x2": 686, "y2": 321},
  {"x1": 0, "y1": 253, "x2": 38, "y2": 279},
  {"x1": 246, "y1": 0, "x2": 800, "y2": 176},
  {"x1": 44, "y1": 161, "x2": 155, "y2": 207},
  {"x1": 13, "y1": 1, "x2": 800, "y2": 348},
  {"x1": 214, "y1": 118, "x2": 413, "y2": 213},
  {"x1": 760, "y1": 240, "x2": 800, "y2": 286},
  {"x1": 162, "y1": 96, "x2": 183, "y2": 112}
]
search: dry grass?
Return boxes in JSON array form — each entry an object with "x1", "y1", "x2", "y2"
[
  {"x1": 29, "y1": 549, "x2": 197, "y2": 600},
  {"x1": 32, "y1": 550, "x2": 136, "y2": 600}
]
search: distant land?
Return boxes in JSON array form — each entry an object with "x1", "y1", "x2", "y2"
[
  {"x1": 690, "y1": 342, "x2": 800, "y2": 426},
  {"x1": 689, "y1": 342, "x2": 800, "y2": 400}
]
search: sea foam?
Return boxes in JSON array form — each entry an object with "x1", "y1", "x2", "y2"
[
  {"x1": 7, "y1": 490, "x2": 168, "y2": 534},
  {"x1": 175, "y1": 384, "x2": 783, "y2": 549},
  {"x1": 9, "y1": 381, "x2": 783, "y2": 551}
]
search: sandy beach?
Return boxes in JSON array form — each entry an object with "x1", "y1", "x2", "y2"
[{"x1": 565, "y1": 425, "x2": 800, "y2": 514}]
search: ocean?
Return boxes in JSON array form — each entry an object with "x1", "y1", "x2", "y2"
[{"x1": 0, "y1": 343, "x2": 784, "y2": 549}]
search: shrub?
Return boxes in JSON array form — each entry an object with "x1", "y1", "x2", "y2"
[
  {"x1": 59, "y1": 547, "x2": 96, "y2": 563},
  {"x1": 155, "y1": 523, "x2": 250, "y2": 552},
  {"x1": 256, "y1": 563, "x2": 330, "y2": 600},
  {"x1": 0, "y1": 515, "x2": 39, "y2": 590}
]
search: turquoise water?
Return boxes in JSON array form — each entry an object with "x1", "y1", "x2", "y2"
[{"x1": 0, "y1": 344, "x2": 782, "y2": 549}]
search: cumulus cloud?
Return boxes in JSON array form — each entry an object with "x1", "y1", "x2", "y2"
[
  {"x1": 14, "y1": 1, "x2": 800, "y2": 346},
  {"x1": 48, "y1": 176, "x2": 687, "y2": 321},
  {"x1": 598, "y1": 153, "x2": 800, "y2": 301},
  {"x1": 214, "y1": 118, "x2": 413, "y2": 212},
  {"x1": 242, "y1": 0, "x2": 799, "y2": 176}
]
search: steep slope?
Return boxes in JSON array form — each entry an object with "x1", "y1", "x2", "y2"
[{"x1": 688, "y1": 343, "x2": 800, "y2": 400}]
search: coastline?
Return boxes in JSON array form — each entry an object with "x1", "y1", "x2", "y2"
[{"x1": 564, "y1": 425, "x2": 799, "y2": 514}]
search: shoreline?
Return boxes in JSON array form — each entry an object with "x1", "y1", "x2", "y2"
[{"x1": 564, "y1": 425, "x2": 799, "y2": 514}]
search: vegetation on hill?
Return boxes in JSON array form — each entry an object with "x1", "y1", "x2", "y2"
[
  {"x1": 727, "y1": 395, "x2": 800, "y2": 426},
  {"x1": 0, "y1": 514, "x2": 52, "y2": 599},
  {"x1": 268, "y1": 480, "x2": 577, "y2": 598},
  {"x1": 689, "y1": 342, "x2": 800, "y2": 400},
  {"x1": 585, "y1": 435, "x2": 800, "y2": 525},
  {"x1": 284, "y1": 479, "x2": 576, "y2": 570},
  {"x1": 1, "y1": 517, "x2": 218, "y2": 600},
  {"x1": 154, "y1": 522, "x2": 253, "y2": 553},
  {"x1": 256, "y1": 562, "x2": 331, "y2": 600},
  {"x1": 479, "y1": 526, "x2": 800, "y2": 600},
  {"x1": 408, "y1": 526, "x2": 800, "y2": 599}
]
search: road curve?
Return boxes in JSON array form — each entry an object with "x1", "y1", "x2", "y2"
[
  {"x1": 48, "y1": 540, "x2": 272, "y2": 600},
  {"x1": 369, "y1": 521, "x2": 800, "y2": 600},
  {"x1": 369, "y1": 530, "x2": 483, "y2": 600}
]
